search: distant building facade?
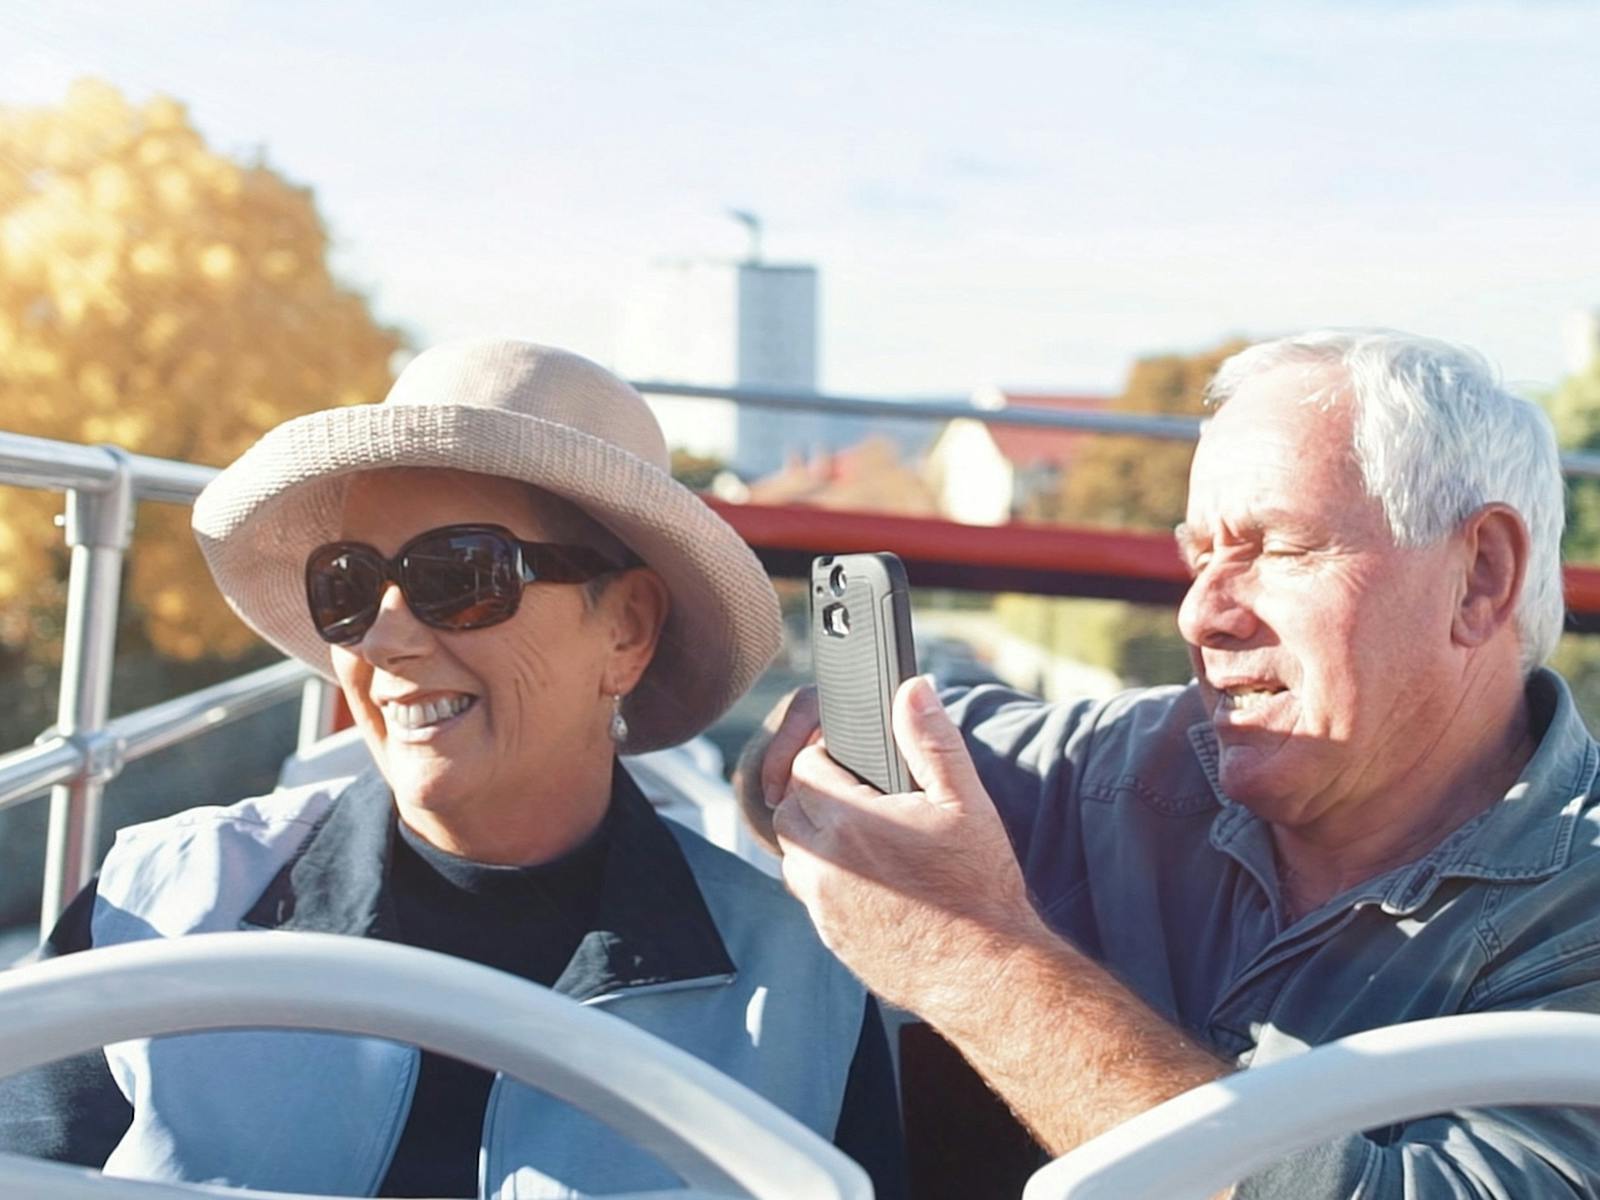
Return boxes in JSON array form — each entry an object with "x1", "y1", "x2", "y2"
[
  {"x1": 732, "y1": 262, "x2": 826, "y2": 479},
  {"x1": 925, "y1": 387, "x2": 1112, "y2": 525},
  {"x1": 620, "y1": 256, "x2": 854, "y2": 475}
]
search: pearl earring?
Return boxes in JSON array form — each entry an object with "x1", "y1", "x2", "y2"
[{"x1": 609, "y1": 694, "x2": 629, "y2": 745}]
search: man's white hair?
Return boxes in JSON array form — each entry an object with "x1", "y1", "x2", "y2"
[{"x1": 1206, "y1": 329, "x2": 1566, "y2": 673}]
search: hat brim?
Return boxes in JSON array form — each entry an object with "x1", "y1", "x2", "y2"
[{"x1": 192, "y1": 403, "x2": 782, "y2": 752}]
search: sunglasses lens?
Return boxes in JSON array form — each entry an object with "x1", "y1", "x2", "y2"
[
  {"x1": 307, "y1": 546, "x2": 386, "y2": 644},
  {"x1": 400, "y1": 529, "x2": 520, "y2": 630}
]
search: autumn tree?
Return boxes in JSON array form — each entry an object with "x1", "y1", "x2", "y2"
[
  {"x1": 0, "y1": 79, "x2": 403, "y2": 664},
  {"x1": 669, "y1": 448, "x2": 727, "y2": 492},
  {"x1": 1048, "y1": 339, "x2": 1246, "y2": 532},
  {"x1": 997, "y1": 341, "x2": 1245, "y2": 689}
]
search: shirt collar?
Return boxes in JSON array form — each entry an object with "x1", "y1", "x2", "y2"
[
  {"x1": 242, "y1": 763, "x2": 735, "y2": 1000},
  {"x1": 1191, "y1": 668, "x2": 1599, "y2": 918}
]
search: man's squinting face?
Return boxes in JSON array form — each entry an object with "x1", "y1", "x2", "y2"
[
  {"x1": 1177, "y1": 366, "x2": 1462, "y2": 827},
  {"x1": 329, "y1": 468, "x2": 616, "y2": 820}
]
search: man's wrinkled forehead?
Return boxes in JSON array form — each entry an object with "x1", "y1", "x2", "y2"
[{"x1": 1184, "y1": 376, "x2": 1371, "y2": 525}]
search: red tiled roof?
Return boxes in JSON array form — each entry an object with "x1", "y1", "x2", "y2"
[
  {"x1": 985, "y1": 392, "x2": 1112, "y2": 468},
  {"x1": 745, "y1": 437, "x2": 939, "y2": 515}
]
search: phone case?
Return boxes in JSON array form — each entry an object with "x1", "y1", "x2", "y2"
[{"x1": 811, "y1": 552, "x2": 917, "y2": 793}]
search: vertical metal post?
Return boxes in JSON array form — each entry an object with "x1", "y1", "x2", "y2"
[
  {"x1": 297, "y1": 675, "x2": 340, "y2": 753},
  {"x1": 40, "y1": 450, "x2": 134, "y2": 937}
]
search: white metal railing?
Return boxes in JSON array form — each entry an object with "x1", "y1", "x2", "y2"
[
  {"x1": 0, "y1": 660, "x2": 316, "y2": 815},
  {"x1": 0, "y1": 932, "x2": 871, "y2": 1200},
  {"x1": 0, "y1": 431, "x2": 336, "y2": 938},
  {"x1": 630, "y1": 380, "x2": 1600, "y2": 479},
  {"x1": 1025, "y1": 1011, "x2": 1600, "y2": 1199}
]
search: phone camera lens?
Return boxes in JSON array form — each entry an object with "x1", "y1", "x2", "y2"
[
  {"x1": 828, "y1": 565, "x2": 848, "y2": 596},
  {"x1": 822, "y1": 603, "x2": 851, "y2": 638}
]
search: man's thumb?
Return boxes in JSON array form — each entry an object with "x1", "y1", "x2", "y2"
[{"x1": 892, "y1": 675, "x2": 984, "y2": 808}]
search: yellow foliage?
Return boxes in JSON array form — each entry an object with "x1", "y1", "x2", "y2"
[
  {"x1": 0, "y1": 79, "x2": 405, "y2": 665},
  {"x1": 197, "y1": 242, "x2": 238, "y2": 282}
]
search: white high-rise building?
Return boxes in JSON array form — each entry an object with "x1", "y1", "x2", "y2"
[
  {"x1": 733, "y1": 261, "x2": 823, "y2": 479},
  {"x1": 617, "y1": 253, "x2": 826, "y2": 477}
]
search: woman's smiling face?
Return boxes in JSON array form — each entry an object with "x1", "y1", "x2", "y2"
[{"x1": 329, "y1": 468, "x2": 622, "y2": 857}]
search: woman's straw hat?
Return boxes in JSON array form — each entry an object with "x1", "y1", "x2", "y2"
[{"x1": 192, "y1": 338, "x2": 782, "y2": 752}]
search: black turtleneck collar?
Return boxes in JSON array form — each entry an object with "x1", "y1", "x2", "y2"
[{"x1": 241, "y1": 763, "x2": 735, "y2": 1000}]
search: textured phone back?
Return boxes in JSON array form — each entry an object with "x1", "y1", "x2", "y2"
[{"x1": 812, "y1": 554, "x2": 914, "y2": 793}]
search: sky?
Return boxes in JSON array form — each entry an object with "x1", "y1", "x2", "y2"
[{"x1": 4, "y1": 0, "x2": 1599, "y2": 406}]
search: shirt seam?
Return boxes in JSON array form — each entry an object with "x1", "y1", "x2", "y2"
[
  {"x1": 1039, "y1": 877, "x2": 1091, "y2": 922},
  {"x1": 1080, "y1": 775, "x2": 1218, "y2": 817},
  {"x1": 1470, "y1": 936, "x2": 1600, "y2": 1010}
]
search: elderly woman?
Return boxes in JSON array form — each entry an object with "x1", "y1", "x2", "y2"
[{"x1": 0, "y1": 340, "x2": 903, "y2": 1198}]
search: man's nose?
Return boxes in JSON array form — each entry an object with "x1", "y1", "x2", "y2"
[
  {"x1": 357, "y1": 583, "x2": 434, "y2": 664},
  {"x1": 1177, "y1": 564, "x2": 1259, "y2": 648}
]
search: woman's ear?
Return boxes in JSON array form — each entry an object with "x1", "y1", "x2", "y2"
[
  {"x1": 1452, "y1": 504, "x2": 1529, "y2": 649},
  {"x1": 599, "y1": 568, "x2": 670, "y2": 695}
]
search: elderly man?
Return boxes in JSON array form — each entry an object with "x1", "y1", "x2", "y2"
[{"x1": 742, "y1": 329, "x2": 1600, "y2": 1197}]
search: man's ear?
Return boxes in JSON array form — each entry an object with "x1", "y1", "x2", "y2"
[
  {"x1": 599, "y1": 568, "x2": 670, "y2": 695},
  {"x1": 1452, "y1": 504, "x2": 1529, "y2": 648}
]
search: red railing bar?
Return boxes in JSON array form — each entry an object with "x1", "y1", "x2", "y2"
[{"x1": 706, "y1": 500, "x2": 1600, "y2": 629}]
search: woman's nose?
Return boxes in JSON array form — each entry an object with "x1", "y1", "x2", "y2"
[{"x1": 356, "y1": 583, "x2": 434, "y2": 663}]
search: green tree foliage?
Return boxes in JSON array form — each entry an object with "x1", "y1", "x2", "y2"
[
  {"x1": 1546, "y1": 363, "x2": 1600, "y2": 563},
  {"x1": 0, "y1": 80, "x2": 404, "y2": 663},
  {"x1": 669, "y1": 448, "x2": 726, "y2": 492},
  {"x1": 1540, "y1": 356, "x2": 1600, "y2": 734}
]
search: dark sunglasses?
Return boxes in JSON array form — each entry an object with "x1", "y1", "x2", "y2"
[{"x1": 305, "y1": 523, "x2": 630, "y2": 645}]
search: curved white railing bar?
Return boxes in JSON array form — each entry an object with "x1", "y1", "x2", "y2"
[
  {"x1": 0, "y1": 932, "x2": 871, "y2": 1200},
  {"x1": 0, "y1": 1154, "x2": 738, "y2": 1200},
  {"x1": 0, "y1": 1152, "x2": 741, "y2": 1200},
  {"x1": 1024, "y1": 1011, "x2": 1600, "y2": 1200}
]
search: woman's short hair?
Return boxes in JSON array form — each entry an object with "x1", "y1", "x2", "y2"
[{"x1": 1206, "y1": 329, "x2": 1565, "y2": 672}]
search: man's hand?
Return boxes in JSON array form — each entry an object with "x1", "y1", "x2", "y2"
[
  {"x1": 772, "y1": 674, "x2": 1228, "y2": 1158},
  {"x1": 731, "y1": 686, "x2": 820, "y2": 855},
  {"x1": 772, "y1": 674, "x2": 1044, "y2": 1016}
]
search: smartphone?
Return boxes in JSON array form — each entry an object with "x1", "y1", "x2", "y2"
[{"x1": 811, "y1": 552, "x2": 918, "y2": 793}]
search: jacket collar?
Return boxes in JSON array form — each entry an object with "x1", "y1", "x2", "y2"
[
  {"x1": 242, "y1": 764, "x2": 735, "y2": 1001},
  {"x1": 1191, "y1": 668, "x2": 1599, "y2": 918}
]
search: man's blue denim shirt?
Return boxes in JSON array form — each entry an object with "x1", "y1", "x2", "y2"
[{"x1": 945, "y1": 667, "x2": 1600, "y2": 1199}]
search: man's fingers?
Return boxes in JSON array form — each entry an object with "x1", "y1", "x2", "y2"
[
  {"x1": 771, "y1": 791, "x2": 817, "y2": 845},
  {"x1": 732, "y1": 687, "x2": 822, "y2": 856},
  {"x1": 892, "y1": 675, "x2": 986, "y2": 810},
  {"x1": 760, "y1": 686, "x2": 821, "y2": 808},
  {"x1": 793, "y1": 738, "x2": 870, "y2": 796}
]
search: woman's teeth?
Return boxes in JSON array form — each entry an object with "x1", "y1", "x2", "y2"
[{"x1": 385, "y1": 695, "x2": 475, "y2": 730}]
